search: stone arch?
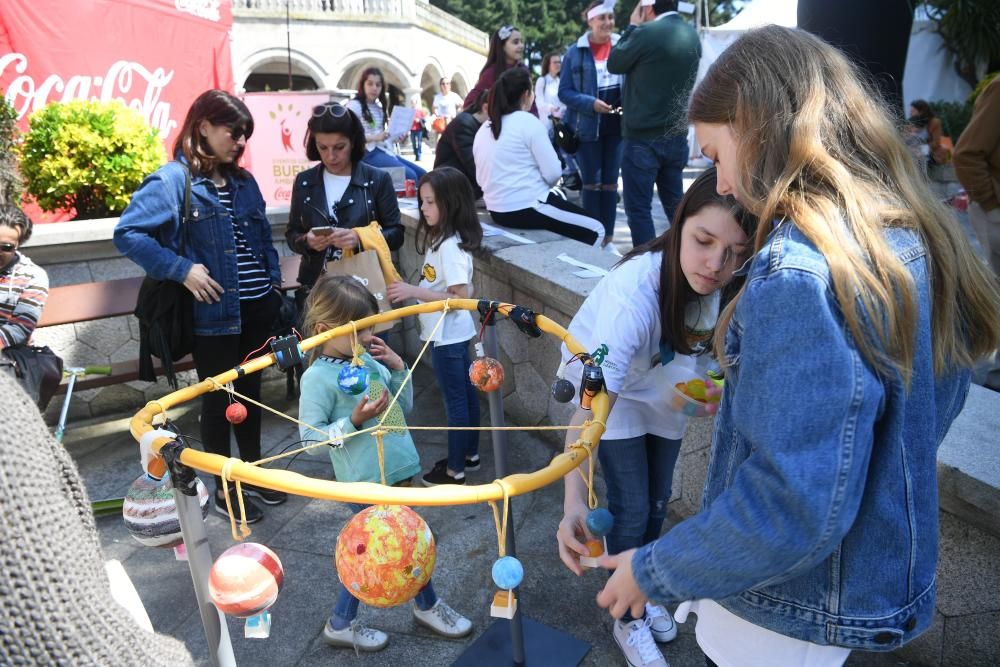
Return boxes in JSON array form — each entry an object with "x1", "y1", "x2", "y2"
[
  {"x1": 419, "y1": 61, "x2": 444, "y2": 109},
  {"x1": 336, "y1": 51, "x2": 417, "y2": 110},
  {"x1": 451, "y1": 70, "x2": 472, "y2": 99},
  {"x1": 237, "y1": 48, "x2": 327, "y2": 93}
]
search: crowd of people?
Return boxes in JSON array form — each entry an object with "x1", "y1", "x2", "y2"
[{"x1": 5, "y1": 0, "x2": 1000, "y2": 665}]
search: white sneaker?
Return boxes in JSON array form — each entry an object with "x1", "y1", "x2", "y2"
[
  {"x1": 602, "y1": 242, "x2": 624, "y2": 257},
  {"x1": 322, "y1": 620, "x2": 388, "y2": 652},
  {"x1": 645, "y1": 603, "x2": 677, "y2": 643},
  {"x1": 613, "y1": 617, "x2": 668, "y2": 667},
  {"x1": 412, "y1": 599, "x2": 473, "y2": 638}
]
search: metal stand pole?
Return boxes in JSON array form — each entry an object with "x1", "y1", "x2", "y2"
[
  {"x1": 481, "y1": 321, "x2": 525, "y2": 665},
  {"x1": 165, "y1": 443, "x2": 236, "y2": 667},
  {"x1": 452, "y1": 303, "x2": 589, "y2": 667}
]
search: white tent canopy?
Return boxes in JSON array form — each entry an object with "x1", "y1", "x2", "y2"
[{"x1": 697, "y1": 0, "x2": 971, "y2": 107}]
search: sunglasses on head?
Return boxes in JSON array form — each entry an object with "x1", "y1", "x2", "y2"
[
  {"x1": 0, "y1": 243, "x2": 17, "y2": 252},
  {"x1": 312, "y1": 102, "x2": 349, "y2": 118}
]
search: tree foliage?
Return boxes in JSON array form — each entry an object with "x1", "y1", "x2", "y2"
[
  {"x1": 18, "y1": 100, "x2": 165, "y2": 220},
  {"x1": 0, "y1": 95, "x2": 22, "y2": 206},
  {"x1": 924, "y1": 0, "x2": 1000, "y2": 88},
  {"x1": 433, "y1": 0, "x2": 739, "y2": 70}
]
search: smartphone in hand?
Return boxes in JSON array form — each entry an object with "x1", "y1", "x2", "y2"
[{"x1": 312, "y1": 226, "x2": 334, "y2": 236}]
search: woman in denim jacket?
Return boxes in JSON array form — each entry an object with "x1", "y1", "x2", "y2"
[
  {"x1": 592, "y1": 27, "x2": 1000, "y2": 664},
  {"x1": 558, "y1": 1, "x2": 622, "y2": 246},
  {"x1": 114, "y1": 90, "x2": 285, "y2": 525}
]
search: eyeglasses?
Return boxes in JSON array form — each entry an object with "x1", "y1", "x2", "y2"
[
  {"x1": 498, "y1": 25, "x2": 515, "y2": 40},
  {"x1": 0, "y1": 243, "x2": 17, "y2": 252},
  {"x1": 312, "y1": 103, "x2": 349, "y2": 119},
  {"x1": 228, "y1": 125, "x2": 249, "y2": 142}
]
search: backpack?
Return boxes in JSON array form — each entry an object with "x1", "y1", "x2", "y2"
[{"x1": 134, "y1": 163, "x2": 194, "y2": 389}]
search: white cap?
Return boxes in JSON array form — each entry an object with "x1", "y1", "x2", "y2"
[{"x1": 640, "y1": 0, "x2": 655, "y2": 5}]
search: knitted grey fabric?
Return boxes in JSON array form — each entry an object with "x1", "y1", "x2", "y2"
[{"x1": 0, "y1": 373, "x2": 195, "y2": 666}]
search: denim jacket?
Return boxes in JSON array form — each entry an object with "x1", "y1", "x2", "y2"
[
  {"x1": 559, "y1": 32, "x2": 620, "y2": 143},
  {"x1": 631, "y1": 221, "x2": 971, "y2": 651},
  {"x1": 113, "y1": 160, "x2": 281, "y2": 335}
]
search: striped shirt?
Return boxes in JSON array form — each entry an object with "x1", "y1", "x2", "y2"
[
  {"x1": 0, "y1": 254, "x2": 49, "y2": 349},
  {"x1": 217, "y1": 183, "x2": 271, "y2": 301}
]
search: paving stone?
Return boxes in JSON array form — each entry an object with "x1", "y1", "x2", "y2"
[
  {"x1": 935, "y1": 510, "x2": 1000, "y2": 617},
  {"x1": 940, "y1": 611, "x2": 1000, "y2": 667}
]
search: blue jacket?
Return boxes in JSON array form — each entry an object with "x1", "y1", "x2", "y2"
[
  {"x1": 114, "y1": 160, "x2": 281, "y2": 336},
  {"x1": 631, "y1": 221, "x2": 971, "y2": 651},
  {"x1": 559, "y1": 32, "x2": 620, "y2": 143}
]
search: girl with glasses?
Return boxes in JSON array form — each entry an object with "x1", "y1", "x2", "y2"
[{"x1": 115, "y1": 89, "x2": 287, "y2": 525}]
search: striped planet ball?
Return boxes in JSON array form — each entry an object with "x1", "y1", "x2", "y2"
[
  {"x1": 122, "y1": 473, "x2": 209, "y2": 548},
  {"x1": 209, "y1": 543, "x2": 285, "y2": 618}
]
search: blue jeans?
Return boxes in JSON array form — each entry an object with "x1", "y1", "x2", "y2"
[
  {"x1": 330, "y1": 502, "x2": 438, "y2": 628},
  {"x1": 621, "y1": 135, "x2": 689, "y2": 246},
  {"x1": 597, "y1": 433, "x2": 682, "y2": 555},
  {"x1": 361, "y1": 148, "x2": 427, "y2": 182},
  {"x1": 410, "y1": 129, "x2": 423, "y2": 162},
  {"x1": 576, "y1": 135, "x2": 623, "y2": 238},
  {"x1": 431, "y1": 341, "x2": 480, "y2": 473}
]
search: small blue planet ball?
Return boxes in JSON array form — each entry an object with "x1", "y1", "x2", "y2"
[
  {"x1": 491, "y1": 556, "x2": 524, "y2": 590},
  {"x1": 337, "y1": 365, "x2": 370, "y2": 395},
  {"x1": 586, "y1": 508, "x2": 615, "y2": 538},
  {"x1": 551, "y1": 378, "x2": 575, "y2": 403}
]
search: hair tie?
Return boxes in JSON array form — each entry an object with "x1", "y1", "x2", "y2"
[{"x1": 497, "y1": 25, "x2": 515, "y2": 40}]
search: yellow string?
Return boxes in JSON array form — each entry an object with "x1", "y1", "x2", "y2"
[
  {"x1": 375, "y1": 429, "x2": 387, "y2": 485},
  {"x1": 350, "y1": 321, "x2": 365, "y2": 367},
  {"x1": 573, "y1": 439, "x2": 599, "y2": 510},
  {"x1": 219, "y1": 458, "x2": 251, "y2": 542},
  {"x1": 487, "y1": 479, "x2": 512, "y2": 558}
]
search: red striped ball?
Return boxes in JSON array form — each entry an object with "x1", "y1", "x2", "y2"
[{"x1": 208, "y1": 543, "x2": 284, "y2": 618}]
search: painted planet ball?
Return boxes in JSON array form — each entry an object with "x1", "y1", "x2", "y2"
[
  {"x1": 586, "y1": 508, "x2": 615, "y2": 538},
  {"x1": 469, "y1": 357, "x2": 504, "y2": 392},
  {"x1": 335, "y1": 505, "x2": 436, "y2": 608},
  {"x1": 122, "y1": 473, "x2": 209, "y2": 548},
  {"x1": 338, "y1": 365, "x2": 370, "y2": 395},
  {"x1": 225, "y1": 402, "x2": 248, "y2": 424},
  {"x1": 585, "y1": 538, "x2": 605, "y2": 557},
  {"x1": 491, "y1": 556, "x2": 524, "y2": 590},
  {"x1": 551, "y1": 378, "x2": 575, "y2": 403},
  {"x1": 208, "y1": 543, "x2": 284, "y2": 618}
]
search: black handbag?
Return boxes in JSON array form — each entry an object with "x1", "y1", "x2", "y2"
[
  {"x1": 552, "y1": 116, "x2": 579, "y2": 154},
  {"x1": 134, "y1": 163, "x2": 195, "y2": 389},
  {"x1": 1, "y1": 344, "x2": 64, "y2": 410}
]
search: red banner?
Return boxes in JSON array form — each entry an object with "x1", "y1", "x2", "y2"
[
  {"x1": 242, "y1": 92, "x2": 329, "y2": 208},
  {"x1": 0, "y1": 0, "x2": 234, "y2": 148}
]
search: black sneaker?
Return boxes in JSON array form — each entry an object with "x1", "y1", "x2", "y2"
[
  {"x1": 563, "y1": 173, "x2": 582, "y2": 191},
  {"x1": 243, "y1": 483, "x2": 288, "y2": 505},
  {"x1": 214, "y1": 489, "x2": 264, "y2": 524},
  {"x1": 421, "y1": 460, "x2": 465, "y2": 487},
  {"x1": 464, "y1": 455, "x2": 481, "y2": 471}
]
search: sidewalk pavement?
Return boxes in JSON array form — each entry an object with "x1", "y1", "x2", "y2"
[{"x1": 73, "y1": 362, "x2": 909, "y2": 666}]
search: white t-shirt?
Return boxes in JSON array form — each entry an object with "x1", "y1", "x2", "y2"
[
  {"x1": 473, "y1": 111, "x2": 562, "y2": 213},
  {"x1": 416, "y1": 234, "x2": 477, "y2": 346},
  {"x1": 675, "y1": 600, "x2": 851, "y2": 667},
  {"x1": 560, "y1": 251, "x2": 717, "y2": 440},
  {"x1": 322, "y1": 171, "x2": 351, "y2": 215},
  {"x1": 433, "y1": 91, "x2": 464, "y2": 120},
  {"x1": 346, "y1": 99, "x2": 392, "y2": 153}
]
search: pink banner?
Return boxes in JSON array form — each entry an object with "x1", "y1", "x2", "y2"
[{"x1": 242, "y1": 92, "x2": 329, "y2": 208}]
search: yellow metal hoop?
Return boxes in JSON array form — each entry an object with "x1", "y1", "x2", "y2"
[{"x1": 130, "y1": 299, "x2": 608, "y2": 506}]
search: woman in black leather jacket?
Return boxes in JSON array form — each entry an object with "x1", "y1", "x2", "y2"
[{"x1": 285, "y1": 103, "x2": 403, "y2": 290}]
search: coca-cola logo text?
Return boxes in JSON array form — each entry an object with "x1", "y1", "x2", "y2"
[
  {"x1": 1, "y1": 53, "x2": 178, "y2": 140},
  {"x1": 274, "y1": 186, "x2": 292, "y2": 202}
]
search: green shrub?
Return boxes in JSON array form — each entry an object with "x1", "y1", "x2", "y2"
[
  {"x1": 0, "y1": 95, "x2": 21, "y2": 205},
  {"x1": 929, "y1": 99, "x2": 974, "y2": 142},
  {"x1": 18, "y1": 100, "x2": 165, "y2": 219},
  {"x1": 969, "y1": 72, "x2": 998, "y2": 106}
]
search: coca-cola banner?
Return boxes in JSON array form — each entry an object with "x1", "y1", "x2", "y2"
[
  {"x1": 242, "y1": 92, "x2": 329, "y2": 208},
  {"x1": 0, "y1": 0, "x2": 234, "y2": 146}
]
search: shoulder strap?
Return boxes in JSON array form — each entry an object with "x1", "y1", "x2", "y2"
[{"x1": 176, "y1": 161, "x2": 192, "y2": 255}]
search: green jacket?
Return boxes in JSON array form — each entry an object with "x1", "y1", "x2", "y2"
[
  {"x1": 298, "y1": 353, "x2": 420, "y2": 485},
  {"x1": 608, "y1": 13, "x2": 700, "y2": 140}
]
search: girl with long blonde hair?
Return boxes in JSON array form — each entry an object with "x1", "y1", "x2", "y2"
[{"x1": 594, "y1": 26, "x2": 1000, "y2": 666}]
